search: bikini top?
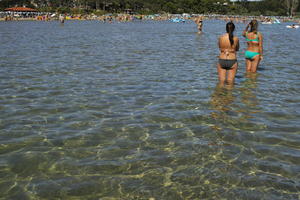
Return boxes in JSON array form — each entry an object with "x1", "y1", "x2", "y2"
[{"x1": 246, "y1": 32, "x2": 259, "y2": 42}]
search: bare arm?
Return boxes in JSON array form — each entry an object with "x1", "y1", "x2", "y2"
[
  {"x1": 242, "y1": 23, "x2": 250, "y2": 37},
  {"x1": 259, "y1": 33, "x2": 263, "y2": 59},
  {"x1": 235, "y1": 37, "x2": 240, "y2": 51}
]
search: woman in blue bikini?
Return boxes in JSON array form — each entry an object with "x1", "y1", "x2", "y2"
[{"x1": 242, "y1": 20, "x2": 263, "y2": 73}]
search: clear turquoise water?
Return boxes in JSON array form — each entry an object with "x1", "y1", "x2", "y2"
[{"x1": 0, "y1": 20, "x2": 299, "y2": 199}]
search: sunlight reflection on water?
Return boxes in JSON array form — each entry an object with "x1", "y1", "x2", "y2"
[{"x1": 0, "y1": 20, "x2": 299, "y2": 199}]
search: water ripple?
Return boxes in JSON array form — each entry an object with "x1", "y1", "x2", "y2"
[{"x1": 0, "y1": 20, "x2": 300, "y2": 199}]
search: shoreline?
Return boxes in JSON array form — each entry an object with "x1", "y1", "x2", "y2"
[{"x1": 1, "y1": 15, "x2": 299, "y2": 23}]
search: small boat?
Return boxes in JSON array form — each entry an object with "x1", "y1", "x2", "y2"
[
  {"x1": 273, "y1": 18, "x2": 281, "y2": 24},
  {"x1": 262, "y1": 21, "x2": 272, "y2": 24}
]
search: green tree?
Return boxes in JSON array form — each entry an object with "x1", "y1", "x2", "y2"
[{"x1": 1, "y1": 0, "x2": 298, "y2": 16}]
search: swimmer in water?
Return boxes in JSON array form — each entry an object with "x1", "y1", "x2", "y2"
[
  {"x1": 217, "y1": 22, "x2": 240, "y2": 85},
  {"x1": 242, "y1": 20, "x2": 263, "y2": 73}
]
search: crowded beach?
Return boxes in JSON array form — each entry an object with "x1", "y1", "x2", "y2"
[{"x1": 1, "y1": 7, "x2": 300, "y2": 25}]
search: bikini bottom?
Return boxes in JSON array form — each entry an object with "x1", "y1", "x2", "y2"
[
  {"x1": 245, "y1": 51, "x2": 260, "y2": 60},
  {"x1": 219, "y1": 59, "x2": 237, "y2": 70}
]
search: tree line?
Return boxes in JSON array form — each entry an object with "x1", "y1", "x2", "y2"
[{"x1": 0, "y1": 0, "x2": 299, "y2": 16}]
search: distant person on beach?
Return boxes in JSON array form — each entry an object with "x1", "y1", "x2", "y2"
[
  {"x1": 195, "y1": 16, "x2": 203, "y2": 33},
  {"x1": 242, "y1": 20, "x2": 263, "y2": 73},
  {"x1": 217, "y1": 22, "x2": 239, "y2": 84}
]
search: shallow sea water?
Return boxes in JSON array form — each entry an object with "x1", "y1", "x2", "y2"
[{"x1": 0, "y1": 19, "x2": 300, "y2": 199}]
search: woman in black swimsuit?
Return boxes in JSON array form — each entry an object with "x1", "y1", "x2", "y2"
[{"x1": 217, "y1": 22, "x2": 239, "y2": 84}]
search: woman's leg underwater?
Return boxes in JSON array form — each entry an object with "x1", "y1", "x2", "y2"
[
  {"x1": 227, "y1": 62, "x2": 238, "y2": 84},
  {"x1": 246, "y1": 59, "x2": 252, "y2": 72},
  {"x1": 250, "y1": 55, "x2": 261, "y2": 72},
  {"x1": 217, "y1": 63, "x2": 226, "y2": 83}
]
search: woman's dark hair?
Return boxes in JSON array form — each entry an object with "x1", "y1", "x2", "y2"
[
  {"x1": 250, "y1": 20, "x2": 258, "y2": 33},
  {"x1": 226, "y1": 22, "x2": 235, "y2": 46}
]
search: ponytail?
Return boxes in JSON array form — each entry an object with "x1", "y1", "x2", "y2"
[
  {"x1": 229, "y1": 31, "x2": 234, "y2": 46},
  {"x1": 226, "y1": 22, "x2": 235, "y2": 46}
]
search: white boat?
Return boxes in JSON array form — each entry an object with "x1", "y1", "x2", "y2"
[
  {"x1": 262, "y1": 21, "x2": 272, "y2": 24},
  {"x1": 273, "y1": 18, "x2": 281, "y2": 24},
  {"x1": 261, "y1": 18, "x2": 280, "y2": 24}
]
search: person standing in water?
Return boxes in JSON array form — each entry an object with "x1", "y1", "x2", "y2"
[
  {"x1": 242, "y1": 20, "x2": 263, "y2": 72},
  {"x1": 217, "y1": 22, "x2": 239, "y2": 84},
  {"x1": 59, "y1": 14, "x2": 65, "y2": 24},
  {"x1": 195, "y1": 16, "x2": 203, "y2": 34}
]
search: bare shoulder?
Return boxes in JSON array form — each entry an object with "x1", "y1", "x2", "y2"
[
  {"x1": 220, "y1": 34, "x2": 227, "y2": 39},
  {"x1": 218, "y1": 36, "x2": 223, "y2": 44},
  {"x1": 219, "y1": 35, "x2": 225, "y2": 42}
]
